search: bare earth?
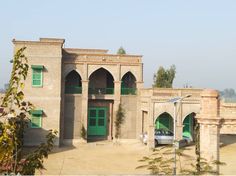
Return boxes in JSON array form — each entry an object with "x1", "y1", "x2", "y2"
[{"x1": 35, "y1": 135, "x2": 236, "y2": 175}]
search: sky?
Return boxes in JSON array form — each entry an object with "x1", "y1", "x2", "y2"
[{"x1": 0, "y1": 0, "x2": 236, "y2": 90}]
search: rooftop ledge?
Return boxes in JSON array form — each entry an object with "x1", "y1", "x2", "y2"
[{"x1": 12, "y1": 38, "x2": 65, "y2": 44}]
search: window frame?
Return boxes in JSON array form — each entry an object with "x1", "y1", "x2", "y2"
[
  {"x1": 31, "y1": 65, "x2": 43, "y2": 87},
  {"x1": 30, "y1": 110, "x2": 43, "y2": 128}
]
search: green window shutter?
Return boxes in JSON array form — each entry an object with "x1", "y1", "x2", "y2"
[
  {"x1": 31, "y1": 110, "x2": 43, "y2": 128},
  {"x1": 32, "y1": 65, "x2": 43, "y2": 87},
  {"x1": 31, "y1": 65, "x2": 44, "y2": 69}
]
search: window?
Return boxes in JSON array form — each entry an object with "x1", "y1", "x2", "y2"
[
  {"x1": 31, "y1": 110, "x2": 43, "y2": 128},
  {"x1": 31, "y1": 65, "x2": 43, "y2": 87}
]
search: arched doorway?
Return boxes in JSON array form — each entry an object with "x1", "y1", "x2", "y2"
[
  {"x1": 89, "y1": 68, "x2": 114, "y2": 94},
  {"x1": 65, "y1": 70, "x2": 82, "y2": 94},
  {"x1": 121, "y1": 71, "x2": 136, "y2": 95},
  {"x1": 182, "y1": 113, "x2": 196, "y2": 140},
  {"x1": 155, "y1": 112, "x2": 174, "y2": 132}
]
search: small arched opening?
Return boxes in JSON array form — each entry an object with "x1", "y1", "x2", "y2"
[
  {"x1": 155, "y1": 112, "x2": 174, "y2": 132},
  {"x1": 65, "y1": 70, "x2": 82, "y2": 94},
  {"x1": 182, "y1": 112, "x2": 196, "y2": 141},
  {"x1": 121, "y1": 72, "x2": 137, "y2": 95}
]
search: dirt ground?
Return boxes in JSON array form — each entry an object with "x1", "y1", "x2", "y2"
[{"x1": 35, "y1": 135, "x2": 236, "y2": 175}]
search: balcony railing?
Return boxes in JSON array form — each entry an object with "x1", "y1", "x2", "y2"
[
  {"x1": 65, "y1": 86, "x2": 82, "y2": 94},
  {"x1": 89, "y1": 88, "x2": 114, "y2": 95},
  {"x1": 121, "y1": 88, "x2": 137, "y2": 95}
]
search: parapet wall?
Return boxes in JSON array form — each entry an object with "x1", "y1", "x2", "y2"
[
  {"x1": 140, "y1": 88, "x2": 202, "y2": 102},
  {"x1": 219, "y1": 101, "x2": 236, "y2": 134}
]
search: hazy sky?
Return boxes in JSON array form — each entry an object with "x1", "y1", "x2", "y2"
[{"x1": 1, "y1": 0, "x2": 236, "y2": 90}]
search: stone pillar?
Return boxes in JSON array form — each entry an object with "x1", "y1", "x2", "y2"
[
  {"x1": 136, "y1": 81, "x2": 144, "y2": 139},
  {"x1": 114, "y1": 81, "x2": 121, "y2": 98},
  {"x1": 197, "y1": 89, "x2": 221, "y2": 172},
  {"x1": 81, "y1": 80, "x2": 89, "y2": 141},
  {"x1": 113, "y1": 81, "x2": 121, "y2": 139},
  {"x1": 148, "y1": 102, "x2": 155, "y2": 149}
]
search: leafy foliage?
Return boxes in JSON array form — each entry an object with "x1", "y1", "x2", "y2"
[
  {"x1": 0, "y1": 47, "x2": 57, "y2": 175},
  {"x1": 220, "y1": 88, "x2": 236, "y2": 103},
  {"x1": 136, "y1": 146, "x2": 174, "y2": 175},
  {"x1": 80, "y1": 124, "x2": 87, "y2": 140},
  {"x1": 137, "y1": 146, "x2": 193, "y2": 175},
  {"x1": 153, "y1": 65, "x2": 176, "y2": 88},
  {"x1": 115, "y1": 104, "x2": 125, "y2": 139},
  {"x1": 117, "y1": 47, "x2": 126, "y2": 55}
]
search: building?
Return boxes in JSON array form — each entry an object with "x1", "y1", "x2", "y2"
[
  {"x1": 8, "y1": 38, "x2": 236, "y2": 172},
  {"x1": 13, "y1": 38, "x2": 144, "y2": 145},
  {"x1": 12, "y1": 38, "x2": 212, "y2": 146}
]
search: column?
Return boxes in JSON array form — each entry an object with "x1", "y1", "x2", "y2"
[
  {"x1": 196, "y1": 89, "x2": 221, "y2": 173},
  {"x1": 113, "y1": 81, "x2": 121, "y2": 139},
  {"x1": 81, "y1": 80, "x2": 88, "y2": 141},
  {"x1": 136, "y1": 81, "x2": 144, "y2": 139},
  {"x1": 148, "y1": 101, "x2": 155, "y2": 149}
]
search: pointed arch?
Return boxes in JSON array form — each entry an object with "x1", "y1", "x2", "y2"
[
  {"x1": 88, "y1": 66, "x2": 116, "y2": 81},
  {"x1": 155, "y1": 112, "x2": 174, "y2": 132},
  {"x1": 65, "y1": 70, "x2": 82, "y2": 94},
  {"x1": 64, "y1": 65, "x2": 83, "y2": 80},
  {"x1": 182, "y1": 112, "x2": 196, "y2": 140},
  {"x1": 89, "y1": 68, "x2": 114, "y2": 94},
  {"x1": 121, "y1": 71, "x2": 137, "y2": 95}
]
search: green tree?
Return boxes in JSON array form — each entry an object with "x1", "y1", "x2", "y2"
[
  {"x1": 0, "y1": 47, "x2": 57, "y2": 175},
  {"x1": 153, "y1": 65, "x2": 176, "y2": 88},
  {"x1": 117, "y1": 47, "x2": 126, "y2": 55},
  {"x1": 115, "y1": 104, "x2": 125, "y2": 139}
]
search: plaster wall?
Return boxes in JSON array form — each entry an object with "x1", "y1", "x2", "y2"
[
  {"x1": 64, "y1": 95, "x2": 82, "y2": 139},
  {"x1": 13, "y1": 39, "x2": 64, "y2": 146},
  {"x1": 120, "y1": 96, "x2": 138, "y2": 138}
]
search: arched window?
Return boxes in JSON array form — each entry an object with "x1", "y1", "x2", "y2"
[
  {"x1": 121, "y1": 72, "x2": 136, "y2": 95},
  {"x1": 89, "y1": 68, "x2": 114, "y2": 94},
  {"x1": 155, "y1": 112, "x2": 174, "y2": 132},
  {"x1": 65, "y1": 70, "x2": 82, "y2": 94}
]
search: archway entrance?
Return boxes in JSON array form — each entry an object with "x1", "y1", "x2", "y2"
[
  {"x1": 155, "y1": 112, "x2": 173, "y2": 132},
  {"x1": 182, "y1": 113, "x2": 196, "y2": 140}
]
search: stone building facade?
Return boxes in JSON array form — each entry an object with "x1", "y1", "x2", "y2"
[
  {"x1": 13, "y1": 38, "x2": 143, "y2": 146},
  {"x1": 11, "y1": 38, "x2": 236, "y2": 151}
]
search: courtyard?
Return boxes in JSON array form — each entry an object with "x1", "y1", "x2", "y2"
[{"x1": 35, "y1": 135, "x2": 236, "y2": 175}]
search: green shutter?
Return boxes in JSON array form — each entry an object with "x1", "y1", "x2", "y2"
[
  {"x1": 31, "y1": 65, "x2": 44, "y2": 69},
  {"x1": 32, "y1": 66, "x2": 43, "y2": 87},
  {"x1": 30, "y1": 110, "x2": 43, "y2": 128}
]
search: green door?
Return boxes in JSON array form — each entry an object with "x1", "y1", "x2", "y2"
[{"x1": 88, "y1": 107, "x2": 107, "y2": 136}]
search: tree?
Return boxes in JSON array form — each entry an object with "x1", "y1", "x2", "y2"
[
  {"x1": 115, "y1": 104, "x2": 125, "y2": 139},
  {"x1": 0, "y1": 47, "x2": 57, "y2": 175},
  {"x1": 153, "y1": 65, "x2": 176, "y2": 88},
  {"x1": 117, "y1": 47, "x2": 126, "y2": 55},
  {"x1": 220, "y1": 88, "x2": 236, "y2": 98}
]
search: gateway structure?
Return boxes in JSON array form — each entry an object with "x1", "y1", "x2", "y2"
[{"x1": 13, "y1": 38, "x2": 203, "y2": 146}]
